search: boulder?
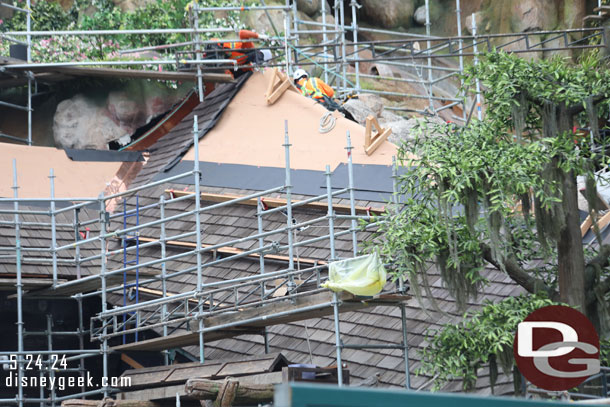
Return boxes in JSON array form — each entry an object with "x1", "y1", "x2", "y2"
[
  {"x1": 360, "y1": 0, "x2": 415, "y2": 29},
  {"x1": 56, "y1": 0, "x2": 74, "y2": 11},
  {"x1": 379, "y1": 109, "x2": 403, "y2": 123},
  {"x1": 297, "y1": 0, "x2": 321, "y2": 17},
  {"x1": 386, "y1": 119, "x2": 419, "y2": 145},
  {"x1": 53, "y1": 82, "x2": 185, "y2": 150},
  {"x1": 383, "y1": 116, "x2": 444, "y2": 145},
  {"x1": 342, "y1": 99, "x2": 376, "y2": 125},
  {"x1": 413, "y1": 2, "x2": 441, "y2": 26},
  {"x1": 464, "y1": 12, "x2": 482, "y2": 35},
  {"x1": 243, "y1": 5, "x2": 313, "y2": 39},
  {"x1": 542, "y1": 35, "x2": 572, "y2": 60},
  {"x1": 107, "y1": 91, "x2": 144, "y2": 134},
  {"x1": 413, "y1": 5, "x2": 427, "y2": 26},
  {"x1": 111, "y1": 0, "x2": 156, "y2": 12},
  {"x1": 53, "y1": 95, "x2": 128, "y2": 150},
  {"x1": 511, "y1": 0, "x2": 557, "y2": 32},
  {"x1": 358, "y1": 94, "x2": 384, "y2": 117}
]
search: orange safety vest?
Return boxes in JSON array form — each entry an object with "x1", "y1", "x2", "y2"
[{"x1": 296, "y1": 78, "x2": 334, "y2": 100}]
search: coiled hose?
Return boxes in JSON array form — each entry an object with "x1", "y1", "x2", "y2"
[{"x1": 319, "y1": 111, "x2": 336, "y2": 133}]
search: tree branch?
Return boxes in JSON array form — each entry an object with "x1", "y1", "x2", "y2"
[
  {"x1": 585, "y1": 244, "x2": 610, "y2": 306},
  {"x1": 567, "y1": 95, "x2": 605, "y2": 116},
  {"x1": 480, "y1": 243, "x2": 559, "y2": 301}
]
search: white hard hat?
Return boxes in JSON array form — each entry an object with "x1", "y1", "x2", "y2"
[
  {"x1": 293, "y1": 68, "x2": 308, "y2": 81},
  {"x1": 261, "y1": 49, "x2": 272, "y2": 62}
]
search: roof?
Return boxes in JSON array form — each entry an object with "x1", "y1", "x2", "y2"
[
  {"x1": 181, "y1": 69, "x2": 398, "y2": 170},
  {"x1": 0, "y1": 143, "x2": 130, "y2": 199},
  {"x1": 129, "y1": 72, "x2": 251, "y2": 188},
  {"x1": 106, "y1": 182, "x2": 524, "y2": 395},
  {"x1": 0, "y1": 65, "x2": 522, "y2": 396},
  {"x1": 0, "y1": 56, "x2": 234, "y2": 88}
]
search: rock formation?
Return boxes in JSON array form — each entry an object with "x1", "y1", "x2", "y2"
[{"x1": 53, "y1": 81, "x2": 186, "y2": 150}]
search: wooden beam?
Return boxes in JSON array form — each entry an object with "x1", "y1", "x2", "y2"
[
  {"x1": 185, "y1": 378, "x2": 274, "y2": 404},
  {"x1": 581, "y1": 214, "x2": 593, "y2": 237},
  {"x1": 364, "y1": 115, "x2": 392, "y2": 156},
  {"x1": 121, "y1": 353, "x2": 145, "y2": 370},
  {"x1": 165, "y1": 190, "x2": 385, "y2": 215},
  {"x1": 135, "y1": 236, "x2": 327, "y2": 267},
  {"x1": 265, "y1": 68, "x2": 293, "y2": 105}
]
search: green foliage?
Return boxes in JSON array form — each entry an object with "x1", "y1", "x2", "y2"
[
  {"x1": 418, "y1": 293, "x2": 557, "y2": 392},
  {"x1": 366, "y1": 50, "x2": 610, "y2": 392},
  {"x1": 1, "y1": 0, "x2": 250, "y2": 63}
]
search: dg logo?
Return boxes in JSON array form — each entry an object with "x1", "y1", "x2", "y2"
[{"x1": 513, "y1": 305, "x2": 600, "y2": 391}]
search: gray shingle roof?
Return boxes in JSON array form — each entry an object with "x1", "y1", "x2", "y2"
[{"x1": 108, "y1": 182, "x2": 524, "y2": 395}]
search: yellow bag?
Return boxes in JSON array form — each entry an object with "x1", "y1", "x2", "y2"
[{"x1": 321, "y1": 252, "x2": 387, "y2": 296}]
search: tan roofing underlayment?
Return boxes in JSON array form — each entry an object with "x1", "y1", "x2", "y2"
[
  {"x1": 0, "y1": 143, "x2": 122, "y2": 198},
  {"x1": 183, "y1": 69, "x2": 398, "y2": 170}
]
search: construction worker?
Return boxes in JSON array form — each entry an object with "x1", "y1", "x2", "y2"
[
  {"x1": 293, "y1": 69, "x2": 335, "y2": 103},
  {"x1": 206, "y1": 30, "x2": 272, "y2": 78},
  {"x1": 293, "y1": 68, "x2": 357, "y2": 120}
]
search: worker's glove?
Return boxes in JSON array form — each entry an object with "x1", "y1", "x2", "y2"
[{"x1": 258, "y1": 34, "x2": 269, "y2": 40}]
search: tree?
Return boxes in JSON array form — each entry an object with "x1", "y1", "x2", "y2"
[{"x1": 366, "y1": 51, "x2": 610, "y2": 391}]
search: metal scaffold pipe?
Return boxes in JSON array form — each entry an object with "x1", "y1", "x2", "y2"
[
  {"x1": 4, "y1": 58, "x2": 237, "y2": 70},
  {"x1": 346, "y1": 132, "x2": 357, "y2": 256},
  {"x1": 49, "y1": 169, "x2": 58, "y2": 287},
  {"x1": 159, "y1": 194, "x2": 169, "y2": 365},
  {"x1": 4, "y1": 27, "x2": 234, "y2": 36},
  {"x1": 325, "y1": 164, "x2": 343, "y2": 387},
  {"x1": 12, "y1": 160, "x2": 24, "y2": 407},
  {"x1": 192, "y1": 115, "x2": 205, "y2": 364},
  {"x1": 350, "y1": 0, "x2": 361, "y2": 91},
  {"x1": 283, "y1": 120, "x2": 295, "y2": 293}
]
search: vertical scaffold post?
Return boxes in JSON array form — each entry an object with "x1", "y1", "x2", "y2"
[
  {"x1": 257, "y1": 197, "x2": 270, "y2": 354},
  {"x1": 472, "y1": 13, "x2": 482, "y2": 120},
  {"x1": 339, "y1": 0, "x2": 347, "y2": 94},
  {"x1": 99, "y1": 191, "x2": 109, "y2": 398},
  {"x1": 455, "y1": 0, "x2": 466, "y2": 122},
  {"x1": 13, "y1": 159, "x2": 24, "y2": 407},
  {"x1": 425, "y1": 0, "x2": 434, "y2": 113},
  {"x1": 291, "y1": 0, "x2": 299, "y2": 62},
  {"x1": 326, "y1": 164, "x2": 343, "y2": 387},
  {"x1": 346, "y1": 132, "x2": 357, "y2": 256},
  {"x1": 333, "y1": 0, "x2": 340, "y2": 86},
  {"x1": 50, "y1": 169, "x2": 58, "y2": 287},
  {"x1": 26, "y1": 0, "x2": 32, "y2": 146},
  {"x1": 193, "y1": 2, "x2": 205, "y2": 102},
  {"x1": 283, "y1": 121, "x2": 295, "y2": 293},
  {"x1": 321, "y1": 0, "x2": 329, "y2": 84},
  {"x1": 350, "y1": 0, "x2": 360, "y2": 92},
  {"x1": 392, "y1": 156, "x2": 411, "y2": 389},
  {"x1": 284, "y1": 0, "x2": 291, "y2": 72},
  {"x1": 193, "y1": 116, "x2": 205, "y2": 364},
  {"x1": 77, "y1": 295, "x2": 86, "y2": 395},
  {"x1": 74, "y1": 208, "x2": 81, "y2": 279},
  {"x1": 47, "y1": 314, "x2": 56, "y2": 406},
  {"x1": 160, "y1": 194, "x2": 169, "y2": 365}
]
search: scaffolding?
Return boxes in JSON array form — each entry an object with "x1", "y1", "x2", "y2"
[
  {"x1": 0, "y1": 115, "x2": 411, "y2": 405},
  {"x1": 1, "y1": 1, "x2": 610, "y2": 405},
  {"x1": 1, "y1": 0, "x2": 607, "y2": 146}
]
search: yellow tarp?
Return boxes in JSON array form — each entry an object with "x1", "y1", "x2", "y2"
[{"x1": 322, "y1": 252, "x2": 387, "y2": 296}]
